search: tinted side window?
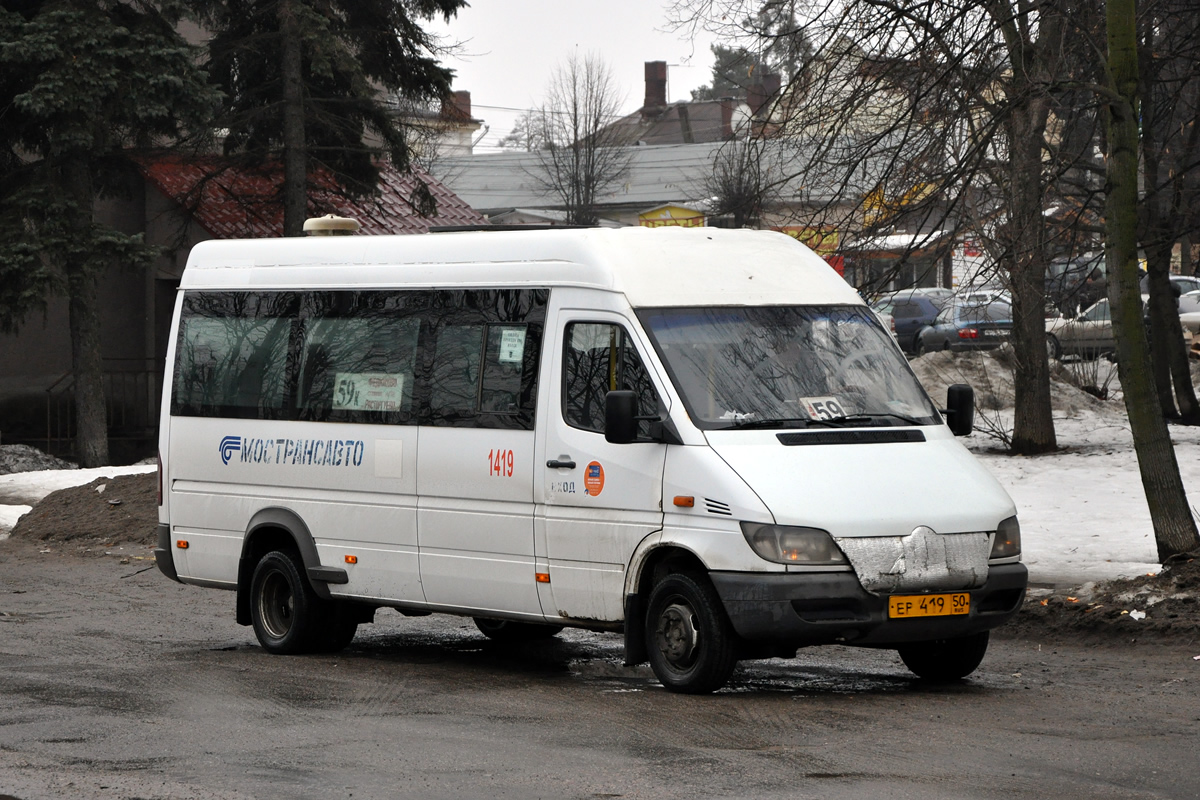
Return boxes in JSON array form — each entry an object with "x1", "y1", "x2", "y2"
[
  {"x1": 563, "y1": 322, "x2": 659, "y2": 439},
  {"x1": 172, "y1": 288, "x2": 547, "y2": 428},
  {"x1": 424, "y1": 289, "x2": 547, "y2": 430},
  {"x1": 172, "y1": 292, "x2": 299, "y2": 419},
  {"x1": 297, "y1": 292, "x2": 423, "y2": 425}
]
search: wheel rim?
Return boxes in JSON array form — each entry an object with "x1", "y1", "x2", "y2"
[
  {"x1": 654, "y1": 601, "x2": 700, "y2": 670},
  {"x1": 258, "y1": 569, "x2": 295, "y2": 640}
]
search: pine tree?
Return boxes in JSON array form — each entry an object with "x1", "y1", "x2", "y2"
[
  {"x1": 195, "y1": 0, "x2": 467, "y2": 236},
  {"x1": 0, "y1": 0, "x2": 217, "y2": 467}
]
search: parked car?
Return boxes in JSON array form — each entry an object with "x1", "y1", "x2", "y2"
[
  {"x1": 916, "y1": 299, "x2": 1013, "y2": 353},
  {"x1": 1140, "y1": 273, "x2": 1200, "y2": 301},
  {"x1": 1046, "y1": 297, "x2": 1195, "y2": 360},
  {"x1": 873, "y1": 288, "x2": 953, "y2": 353},
  {"x1": 1045, "y1": 298, "x2": 1114, "y2": 360},
  {"x1": 1180, "y1": 289, "x2": 1200, "y2": 315}
]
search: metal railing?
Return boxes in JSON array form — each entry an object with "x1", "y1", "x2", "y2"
[{"x1": 45, "y1": 359, "x2": 161, "y2": 457}]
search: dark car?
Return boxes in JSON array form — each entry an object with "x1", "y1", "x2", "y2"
[
  {"x1": 916, "y1": 299, "x2": 1013, "y2": 353},
  {"x1": 873, "y1": 288, "x2": 953, "y2": 354}
]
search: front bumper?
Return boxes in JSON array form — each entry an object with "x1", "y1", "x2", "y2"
[{"x1": 710, "y1": 563, "x2": 1027, "y2": 647}]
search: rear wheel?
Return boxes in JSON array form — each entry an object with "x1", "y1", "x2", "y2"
[
  {"x1": 473, "y1": 618, "x2": 563, "y2": 642},
  {"x1": 645, "y1": 572, "x2": 738, "y2": 694},
  {"x1": 898, "y1": 631, "x2": 989, "y2": 681},
  {"x1": 250, "y1": 549, "x2": 324, "y2": 654}
]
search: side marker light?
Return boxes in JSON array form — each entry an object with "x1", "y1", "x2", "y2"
[
  {"x1": 535, "y1": 572, "x2": 551, "y2": 583},
  {"x1": 345, "y1": 555, "x2": 358, "y2": 564},
  {"x1": 176, "y1": 540, "x2": 189, "y2": 549},
  {"x1": 673, "y1": 496, "x2": 695, "y2": 507}
]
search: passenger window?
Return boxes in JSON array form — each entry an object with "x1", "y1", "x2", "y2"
[
  {"x1": 425, "y1": 289, "x2": 546, "y2": 429},
  {"x1": 172, "y1": 292, "x2": 297, "y2": 419},
  {"x1": 563, "y1": 322, "x2": 659, "y2": 438},
  {"x1": 297, "y1": 292, "x2": 421, "y2": 424}
]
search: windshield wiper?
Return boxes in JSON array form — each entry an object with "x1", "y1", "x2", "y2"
[
  {"x1": 721, "y1": 417, "x2": 823, "y2": 430},
  {"x1": 836, "y1": 412, "x2": 928, "y2": 426}
]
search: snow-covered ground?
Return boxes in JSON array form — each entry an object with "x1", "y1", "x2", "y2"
[
  {"x1": 970, "y1": 411, "x2": 1198, "y2": 585},
  {"x1": 1, "y1": 408, "x2": 1195, "y2": 588}
]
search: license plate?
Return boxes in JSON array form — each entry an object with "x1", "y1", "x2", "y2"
[
  {"x1": 983, "y1": 329, "x2": 1003, "y2": 337},
  {"x1": 888, "y1": 593, "x2": 970, "y2": 618}
]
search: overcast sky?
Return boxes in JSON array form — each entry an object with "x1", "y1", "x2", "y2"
[{"x1": 430, "y1": 1, "x2": 720, "y2": 151}]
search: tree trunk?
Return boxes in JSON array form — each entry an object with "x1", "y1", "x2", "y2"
[
  {"x1": 1105, "y1": 0, "x2": 1200, "y2": 561},
  {"x1": 1145, "y1": 251, "x2": 1200, "y2": 422},
  {"x1": 68, "y1": 269, "x2": 108, "y2": 468},
  {"x1": 63, "y1": 156, "x2": 108, "y2": 467},
  {"x1": 1007, "y1": 100, "x2": 1057, "y2": 455},
  {"x1": 279, "y1": 0, "x2": 307, "y2": 237},
  {"x1": 1144, "y1": 250, "x2": 1182, "y2": 417}
]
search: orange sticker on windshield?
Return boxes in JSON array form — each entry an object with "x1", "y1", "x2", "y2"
[{"x1": 584, "y1": 461, "x2": 605, "y2": 496}]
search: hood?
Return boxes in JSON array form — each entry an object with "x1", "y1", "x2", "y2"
[{"x1": 704, "y1": 427, "x2": 1015, "y2": 539}]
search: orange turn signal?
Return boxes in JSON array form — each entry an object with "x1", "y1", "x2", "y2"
[
  {"x1": 344, "y1": 555, "x2": 358, "y2": 564},
  {"x1": 673, "y1": 496, "x2": 695, "y2": 507},
  {"x1": 175, "y1": 540, "x2": 189, "y2": 549},
  {"x1": 535, "y1": 572, "x2": 551, "y2": 583}
]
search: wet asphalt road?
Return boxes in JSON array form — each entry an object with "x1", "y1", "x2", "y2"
[{"x1": 0, "y1": 541, "x2": 1197, "y2": 800}]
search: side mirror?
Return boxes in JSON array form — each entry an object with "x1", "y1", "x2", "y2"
[
  {"x1": 945, "y1": 384, "x2": 975, "y2": 436},
  {"x1": 605, "y1": 390, "x2": 638, "y2": 444}
]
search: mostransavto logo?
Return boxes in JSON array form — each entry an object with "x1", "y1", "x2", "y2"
[
  {"x1": 218, "y1": 435, "x2": 365, "y2": 468},
  {"x1": 219, "y1": 435, "x2": 242, "y2": 465}
]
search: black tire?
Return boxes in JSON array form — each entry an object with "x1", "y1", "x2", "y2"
[
  {"x1": 912, "y1": 334, "x2": 926, "y2": 356},
  {"x1": 644, "y1": 572, "x2": 738, "y2": 694},
  {"x1": 1046, "y1": 334, "x2": 1062, "y2": 361},
  {"x1": 898, "y1": 631, "x2": 990, "y2": 681},
  {"x1": 250, "y1": 549, "x2": 325, "y2": 654},
  {"x1": 473, "y1": 618, "x2": 564, "y2": 642}
]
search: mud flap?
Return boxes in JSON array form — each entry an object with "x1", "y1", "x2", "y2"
[{"x1": 623, "y1": 593, "x2": 647, "y2": 665}]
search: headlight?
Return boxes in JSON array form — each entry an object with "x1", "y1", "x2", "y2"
[
  {"x1": 740, "y1": 522, "x2": 847, "y2": 565},
  {"x1": 991, "y1": 516, "x2": 1021, "y2": 558}
]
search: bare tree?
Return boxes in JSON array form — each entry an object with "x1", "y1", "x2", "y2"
[
  {"x1": 530, "y1": 54, "x2": 635, "y2": 225},
  {"x1": 497, "y1": 111, "x2": 547, "y2": 152},
  {"x1": 1105, "y1": 0, "x2": 1200, "y2": 559},
  {"x1": 703, "y1": 138, "x2": 775, "y2": 227},
  {"x1": 1139, "y1": 0, "x2": 1200, "y2": 423},
  {"x1": 669, "y1": 0, "x2": 1091, "y2": 454}
]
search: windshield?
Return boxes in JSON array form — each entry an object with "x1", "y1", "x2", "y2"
[{"x1": 637, "y1": 306, "x2": 941, "y2": 430}]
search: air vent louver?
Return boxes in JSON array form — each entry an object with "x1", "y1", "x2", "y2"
[{"x1": 705, "y1": 498, "x2": 732, "y2": 516}]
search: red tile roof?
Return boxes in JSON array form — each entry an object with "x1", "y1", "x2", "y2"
[{"x1": 139, "y1": 156, "x2": 487, "y2": 238}]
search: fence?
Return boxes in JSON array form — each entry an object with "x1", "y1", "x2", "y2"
[{"x1": 45, "y1": 359, "x2": 161, "y2": 459}]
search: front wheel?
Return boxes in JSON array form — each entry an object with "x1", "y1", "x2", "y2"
[
  {"x1": 898, "y1": 631, "x2": 989, "y2": 681},
  {"x1": 644, "y1": 572, "x2": 738, "y2": 694}
]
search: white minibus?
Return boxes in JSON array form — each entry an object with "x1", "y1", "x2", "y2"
[{"x1": 155, "y1": 224, "x2": 1026, "y2": 693}]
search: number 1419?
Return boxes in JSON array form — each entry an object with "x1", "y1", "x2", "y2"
[{"x1": 488, "y1": 448, "x2": 514, "y2": 477}]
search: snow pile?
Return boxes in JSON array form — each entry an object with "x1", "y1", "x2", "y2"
[
  {"x1": 0, "y1": 444, "x2": 77, "y2": 475},
  {"x1": 909, "y1": 346, "x2": 1115, "y2": 415}
]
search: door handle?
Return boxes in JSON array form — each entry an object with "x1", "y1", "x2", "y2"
[{"x1": 546, "y1": 458, "x2": 576, "y2": 469}]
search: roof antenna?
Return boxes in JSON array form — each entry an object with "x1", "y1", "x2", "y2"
[{"x1": 303, "y1": 214, "x2": 361, "y2": 235}]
